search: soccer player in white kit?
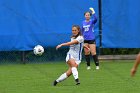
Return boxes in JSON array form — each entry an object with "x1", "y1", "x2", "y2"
[{"x1": 53, "y1": 25, "x2": 89, "y2": 86}]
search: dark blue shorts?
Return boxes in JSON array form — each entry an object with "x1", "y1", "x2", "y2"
[{"x1": 84, "y1": 40, "x2": 96, "y2": 44}]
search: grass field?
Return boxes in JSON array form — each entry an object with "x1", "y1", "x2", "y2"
[{"x1": 0, "y1": 60, "x2": 140, "y2": 93}]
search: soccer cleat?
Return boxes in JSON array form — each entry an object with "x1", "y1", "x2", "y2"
[
  {"x1": 75, "y1": 79, "x2": 80, "y2": 85},
  {"x1": 53, "y1": 80, "x2": 58, "y2": 86},
  {"x1": 76, "y1": 82, "x2": 80, "y2": 85},
  {"x1": 87, "y1": 66, "x2": 91, "y2": 70},
  {"x1": 96, "y1": 66, "x2": 99, "y2": 70}
]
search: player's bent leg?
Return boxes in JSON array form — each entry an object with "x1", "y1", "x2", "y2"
[
  {"x1": 53, "y1": 73, "x2": 68, "y2": 86},
  {"x1": 66, "y1": 68, "x2": 72, "y2": 77},
  {"x1": 53, "y1": 68, "x2": 73, "y2": 86},
  {"x1": 67, "y1": 59, "x2": 80, "y2": 85},
  {"x1": 67, "y1": 59, "x2": 78, "y2": 67},
  {"x1": 71, "y1": 67, "x2": 80, "y2": 85}
]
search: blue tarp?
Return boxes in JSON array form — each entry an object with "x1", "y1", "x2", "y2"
[
  {"x1": 102, "y1": 0, "x2": 140, "y2": 48},
  {"x1": 0, "y1": 0, "x2": 98, "y2": 51},
  {"x1": 0, "y1": 0, "x2": 140, "y2": 51}
]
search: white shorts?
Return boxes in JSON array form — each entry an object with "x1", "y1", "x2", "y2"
[{"x1": 66, "y1": 54, "x2": 81, "y2": 65}]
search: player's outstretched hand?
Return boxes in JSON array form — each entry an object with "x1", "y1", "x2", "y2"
[
  {"x1": 131, "y1": 68, "x2": 137, "y2": 77},
  {"x1": 84, "y1": 45, "x2": 90, "y2": 51},
  {"x1": 89, "y1": 7, "x2": 95, "y2": 14},
  {"x1": 56, "y1": 44, "x2": 62, "y2": 50}
]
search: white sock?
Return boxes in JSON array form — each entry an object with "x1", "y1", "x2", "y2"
[
  {"x1": 56, "y1": 73, "x2": 68, "y2": 82},
  {"x1": 71, "y1": 67, "x2": 78, "y2": 79}
]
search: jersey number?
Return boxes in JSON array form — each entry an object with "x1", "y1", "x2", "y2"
[{"x1": 84, "y1": 27, "x2": 89, "y2": 31}]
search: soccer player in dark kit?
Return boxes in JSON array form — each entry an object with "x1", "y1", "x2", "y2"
[{"x1": 81, "y1": 7, "x2": 99, "y2": 70}]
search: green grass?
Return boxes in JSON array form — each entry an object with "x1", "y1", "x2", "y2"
[{"x1": 0, "y1": 60, "x2": 140, "y2": 93}]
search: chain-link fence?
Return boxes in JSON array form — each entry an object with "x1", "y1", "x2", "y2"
[
  {"x1": 0, "y1": 47, "x2": 69, "y2": 64},
  {"x1": 0, "y1": 47, "x2": 139, "y2": 64}
]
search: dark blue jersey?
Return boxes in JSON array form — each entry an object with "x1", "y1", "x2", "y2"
[{"x1": 81, "y1": 14, "x2": 97, "y2": 40}]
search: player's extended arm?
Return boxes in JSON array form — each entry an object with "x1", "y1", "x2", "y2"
[
  {"x1": 89, "y1": 7, "x2": 97, "y2": 24},
  {"x1": 93, "y1": 14, "x2": 97, "y2": 24},
  {"x1": 56, "y1": 40, "x2": 78, "y2": 50},
  {"x1": 131, "y1": 53, "x2": 140, "y2": 77}
]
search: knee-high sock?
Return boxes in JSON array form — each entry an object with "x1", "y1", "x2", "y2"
[
  {"x1": 85, "y1": 55, "x2": 90, "y2": 66},
  {"x1": 92, "y1": 55, "x2": 99, "y2": 66},
  {"x1": 72, "y1": 67, "x2": 78, "y2": 80},
  {"x1": 56, "y1": 73, "x2": 68, "y2": 82}
]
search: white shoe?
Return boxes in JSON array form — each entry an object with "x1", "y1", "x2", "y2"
[
  {"x1": 96, "y1": 66, "x2": 99, "y2": 70},
  {"x1": 87, "y1": 66, "x2": 91, "y2": 70}
]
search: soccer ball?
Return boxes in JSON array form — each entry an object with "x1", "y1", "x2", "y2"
[{"x1": 33, "y1": 45, "x2": 44, "y2": 56}]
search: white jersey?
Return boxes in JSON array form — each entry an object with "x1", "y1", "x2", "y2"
[{"x1": 66, "y1": 36, "x2": 84, "y2": 63}]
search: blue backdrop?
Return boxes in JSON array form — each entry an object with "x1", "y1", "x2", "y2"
[
  {"x1": 0, "y1": 0, "x2": 140, "y2": 51},
  {"x1": 102, "y1": 0, "x2": 140, "y2": 48},
  {"x1": 0, "y1": 0, "x2": 98, "y2": 51}
]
